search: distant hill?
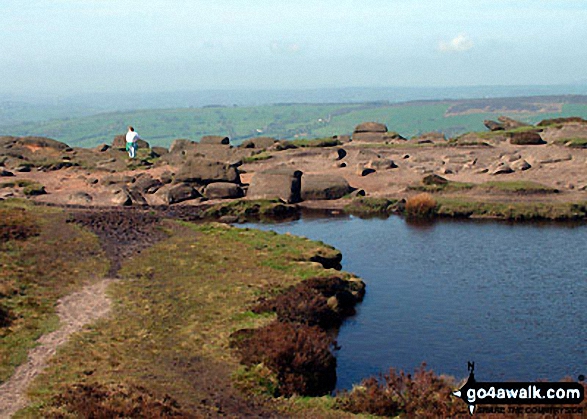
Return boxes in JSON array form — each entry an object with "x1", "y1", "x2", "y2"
[{"x1": 2, "y1": 95, "x2": 587, "y2": 148}]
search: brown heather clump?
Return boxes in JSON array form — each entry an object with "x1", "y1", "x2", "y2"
[
  {"x1": 253, "y1": 276, "x2": 362, "y2": 329},
  {"x1": 0, "y1": 207, "x2": 40, "y2": 242},
  {"x1": 405, "y1": 193, "x2": 437, "y2": 218},
  {"x1": 231, "y1": 321, "x2": 337, "y2": 397},
  {"x1": 336, "y1": 363, "x2": 464, "y2": 417},
  {"x1": 45, "y1": 382, "x2": 188, "y2": 418}
]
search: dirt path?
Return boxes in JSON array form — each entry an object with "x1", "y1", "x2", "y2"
[{"x1": 0, "y1": 278, "x2": 116, "y2": 418}]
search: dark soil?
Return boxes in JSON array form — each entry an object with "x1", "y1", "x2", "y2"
[{"x1": 66, "y1": 208, "x2": 167, "y2": 277}]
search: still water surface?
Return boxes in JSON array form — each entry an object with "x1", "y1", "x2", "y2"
[{"x1": 244, "y1": 216, "x2": 586, "y2": 389}]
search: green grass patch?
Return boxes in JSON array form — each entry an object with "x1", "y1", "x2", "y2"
[
  {"x1": 0, "y1": 201, "x2": 108, "y2": 385},
  {"x1": 242, "y1": 152, "x2": 273, "y2": 163},
  {"x1": 408, "y1": 181, "x2": 474, "y2": 193},
  {"x1": 437, "y1": 198, "x2": 587, "y2": 220},
  {"x1": 343, "y1": 197, "x2": 398, "y2": 217},
  {"x1": 553, "y1": 137, "x2": 587, "y2": 148},
  {"x1": 480, "y1": 181, "x2": 559, "y2": 194},
  {"x1": 21, "y1": 222, "x2": 348, "y2": 416}
]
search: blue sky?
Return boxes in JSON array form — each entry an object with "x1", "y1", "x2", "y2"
[{"x1": 1, "y1": 0, "x2": 586, "y2": 95}]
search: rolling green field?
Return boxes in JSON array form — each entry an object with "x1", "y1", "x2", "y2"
[{"x1": 2, "y1": 100, "x2": 587, "y2": 149}]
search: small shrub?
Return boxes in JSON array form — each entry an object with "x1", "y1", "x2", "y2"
[
  {"x1": 254, "y1": 283, "x2": 340, "y2": 329},
  {"x1": 405, "y1": 193, "x2": 437, "y2": 218},
  {"x1": 336, "y1": 364, "x2": 463, "y2": 417},
  {"x1": 0, "y1": 304, "x2": 12, "y2": 328},
  {"x1": 0, "y1": 207, "x2": 40, "y2": 242},
  {"x1": 253, "y1": 276, "x2": 363, "y2": 329},
  {"x1": 231, "y1": 321, "x2": 337, "y2": 397},
  {"x1": 45, "y1": 382, "x2": 186, "y2": 418},
  {"x1": 22, "y1": 183, "x2": 46, "y2": 196}
]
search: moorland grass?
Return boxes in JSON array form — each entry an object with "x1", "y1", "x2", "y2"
[
  {"x1": 553, "y1": 137, "x2": 587, "y2": 148},
  {"x1": 436, "y1": 198, "x2": 587, "y2": 221},
  {"x1": 480, "y1": 180, "x2": 559, "y2": 194},
  {"x1": 19, "y1": 221, "x2": 351, "y2": 417},
  {"x1": 0, "y1": 200, "x2": 108, "y2": 384}
]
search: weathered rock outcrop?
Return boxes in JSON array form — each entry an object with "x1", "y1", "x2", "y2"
[
  {"x1": 204, "y1": 182, "x2": 244, "y2": 199},
  {"x1": 484, "y1": 120, "x2": 505, "y2": 131},
  {"x1": 410, "y1": 132, "x2": 446, "y2": 144},
  {"x1": 507, "y1": 131, "x2": 546, "y2": 145},
  {"x1": 200, "y1": 135, "x2": 230, "y2": 145},
  {"x1": 241, "y1": 137, "x2": 278, "y2": 149},
  {"x1": 174, "y1": 158, "x2": 241, "y2": 185},
  {"x1": 156, "y1": 183, "x2": 201, "y2": 204},
  {"x1": 247, "y1": 167, "x2": 303, "y2": 203},
  {"x1": 301, "y1": 174, "x2": 352, "y2": 200},
  {"x1": 352, "y1": 122, "x2": 388, "y2": 142}
]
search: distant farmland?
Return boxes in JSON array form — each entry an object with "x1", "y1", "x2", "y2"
[{"x1": 3, "y1": 96, "x2": 587, "y2": 148}]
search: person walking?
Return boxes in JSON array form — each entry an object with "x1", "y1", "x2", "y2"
[{"x1": 125, "y1": 126, "x2": 141, "y2": 158}]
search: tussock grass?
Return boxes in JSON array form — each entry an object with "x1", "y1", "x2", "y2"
[
  {"x1": 0, "y1": 201, "x2": 107, "y2": 384},
  {"x1": 405, "y1": 193, "x2": 437, "y2": 218}
]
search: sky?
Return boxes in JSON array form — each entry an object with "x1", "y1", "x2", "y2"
[{"x1": 1, "y1": 0, "x2": 587, "y2": 96}]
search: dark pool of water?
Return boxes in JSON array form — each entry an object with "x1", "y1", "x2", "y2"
[{"x1": 244, "y1": 215, "x2": 587, "y2": 389}]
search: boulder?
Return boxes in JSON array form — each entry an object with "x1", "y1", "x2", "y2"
[
  {"x1": 157, "y1": 183, "x2": 201, "y2": 204},
  {"x1": 0, "y1": 169, "x2": 14, "y2": 177},
  {"x1": 422, "y1": 174, "x2": 448, "y2": 185},
  {"x1": 383, "y1": 132, "x2": 407, "y2": 142},
  {"x1": 16, "y1": 136, "x2": 70, "y2": 151},
  {"x1": 151, "y1": 146, "x2": 169, "y2": 157},
  {"x1": 174, "y1": 158, "x2": 241, "y2": 185},
  {"x1": 204, "y1": 182, "x2": 244, "y2": 199},
  {"x1": 538, "y1": 117, "x2": 587, "y2": 126},
  {"x1": 507, "y1": 131, "x2": 546, "y2": 145},
  {"x1": 169, "y1": 139, "x2": 196, "y2": 154},
  {"x1": 301, "y1": 174, "x2": 352, "y2": 200},
  {"x1": 356, "y1": 164, "x2": 376, "y2": 176},
  {"x1": 127, "y1": 187, "x2": 148, "y2": 206},
  {"x1": 411, "y1": 132, "x2": 446, "y2": 143},
  {"x1": 353, "y1": 122, "x2": 388, "y2": 142},
  {"x1": 241, "y1": 137, "x2": 278, "y2": 149},
  {"x1": 330, "y1": 148, "x2": 347, "y2": 161},
  {"x1": 68, "y1": 191, "x2": 93, "y2": 205},
  {"x1": 160, "y1": 171, "x2": 174, "y2": 184},
  {"x1": 498, "y1": 116, "x2": 530, "y2": 130},
  {"x1": 110, "y1": 188, "x2": 132, "y2": 206},
  {"x1": 94, "y1": 144, "x2": 110, "y2": 152},
  {"x1": 247, "y1": 166, "x2": 303, "y2": 203},
  {"x1": 354, "y1": 122, "x2": 388, "y2": 133},
  {"x1": 484, "y1": 120, "x2": 505, "y2": 131},
  {"x1": 200, "y1": 135, "x2": 230, "y2": 145},
  {"x1": 491, "y1": 164, "x2": 514, "y2": 175},
  {"x1": 512, "y1": 159, "x2": 532, "y2": 171},
  {"x1": 367, "y1": 158, "x2": 397, "y2": 170},
  {"x1": 133, "y1": 174, "x2": 163, "y2": 194}
]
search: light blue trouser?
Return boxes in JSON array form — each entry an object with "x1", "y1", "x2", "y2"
[{"x1": 126, "y1": 142, "x2": 136, "y2": 158}]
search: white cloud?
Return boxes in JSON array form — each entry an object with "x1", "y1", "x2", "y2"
[{"x1": 438, "y1": 34, "x2": 474, "y2": 53}]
